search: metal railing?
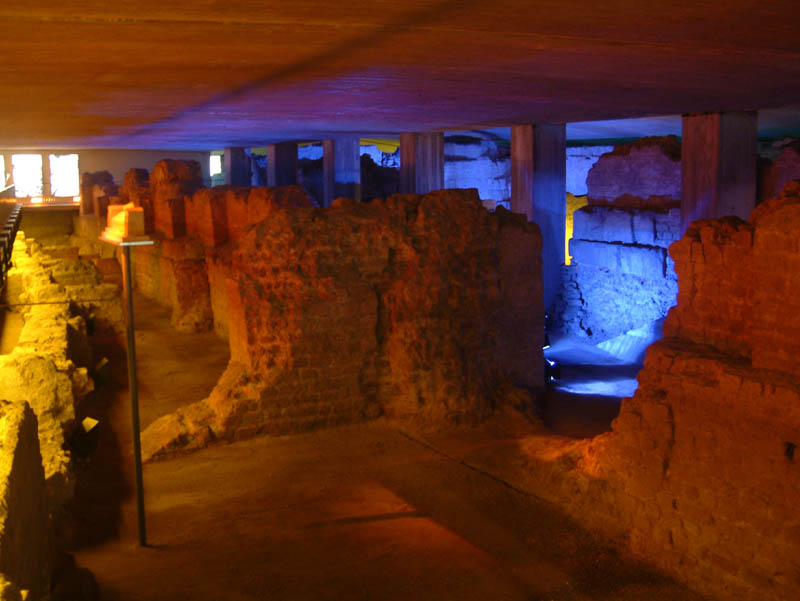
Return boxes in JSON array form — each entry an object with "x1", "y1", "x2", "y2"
[{"x1": 1, "y1": 203, "x2": 22, "y2": 294}]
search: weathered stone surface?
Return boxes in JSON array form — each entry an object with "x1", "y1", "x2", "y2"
[
  {"x1": 544, "y1": 187, "x2": 800, "y2": 601},
  {"x1": 149, "y1": 160, "x2": 203, "y2": 189},
  {"x1": 2, "y1": 233, "x2": 121, "y2": 506},
  {"x1": 79, "y1": 171, "x2": 113, "y2": 216},
  {"x1": 573, "y1": 206, "x2": 681, "y2": 248},
  {"x1": 665, "y1": 216, "x2": 754, "y2": 357},
  {"x1": 143, "y1": 189, "x2": 543, "y2": 459},
  {"x1": 556, "y1": 204, "x2": 680, "y2": 342},
  {"x1": 223, "y1": 185, "x2": 312, "y2": 241},
  {"x1": 0, "y1": 401, "x2": 51, "y2": 601},
  {"x1": 185, "y1": 188, "x2": 228, "y2": 247},
  {"x1": 131, "y1": 238, "x2": 212, "y2": 333},
  {"x1": 586, "y1": 136, "x2": 681, "y2": 209},
  {"x1": 575, "y1": 340, "x2": 800, "y2": 601},
  {"x1": 120, "y1": 168, "x2": 149, "y2": 201},
  {"x1": 553, "y1": 263, "x2": 677, "y2": 342},
  {"x1": 569, "y1": 239, "x2": 667, "y2": 279},
  {"x1": 150, "y1": 160, "x2": 203, "y2": 239},
  {"x1": 772, "y1": 142, "x2": 800, "y2": 198}
]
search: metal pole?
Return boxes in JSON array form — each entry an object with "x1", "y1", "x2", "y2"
[{"x1": 122, "y1": 244, "x2": 147, "y2": 546}]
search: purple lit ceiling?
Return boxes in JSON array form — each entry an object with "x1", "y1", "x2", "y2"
[{"x1": 1, "y1": 1, "x2": 800, "y2": 149}]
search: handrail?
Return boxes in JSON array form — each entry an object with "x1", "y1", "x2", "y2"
[{"x1": 0, "y1": 203, "x2": 23, "y2": 295}]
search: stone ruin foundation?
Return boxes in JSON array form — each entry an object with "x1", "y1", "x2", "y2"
[
  {"x1": 0, "y1": 226, "x2": 123, "y2": 599},
  {"x1": 8, "y1": 152, "x2": 800, "y2": 601},
  {"x1": 77, "y1": 160, "x2": 545, "y2": 459},
  {"x1": 513, "y1": 182, "x2": 800, "y2": 601}
]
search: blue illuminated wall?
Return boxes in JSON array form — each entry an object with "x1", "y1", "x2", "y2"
[{"x1": 553, "y1": 206, "x2": 680, "y2": 342}]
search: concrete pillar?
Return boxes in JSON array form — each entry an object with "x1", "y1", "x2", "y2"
[
  {"x1": 399, "y1": 132, "x2": 444, "y2": 194},
  {"x1": 323, "y1": 137, "x2": 361, "y2": 206},
  {"x1": 265, "y1": 142, "x2": 298, "y2": 186},
  {"x1": 681, "y1": 111, "x2": 758, "y2": 230},
  {"x1": 511, "y1": 124, "x2": 567, "y2": 313},
  {"x1": 41, "y1": 152, "x2": 51, "y2": 197},
  {"x1": 224, "y1": 147, "x2": 248, "y2": 186}
]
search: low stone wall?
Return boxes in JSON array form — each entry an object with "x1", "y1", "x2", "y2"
[
  {"x1": 0, "y1": 401, "x2": 50, "y2": 601},
  {"x1": 0, "y1": 229, "x2": 118, "y2": 600},
  {"x1": 554, "y1": 205, "x2": 680, "y2": 341},
  {"x1": 141, "y1": 186, "x2": 544, "y2": 459},
  {"x1": 129, "y1": 237, "x2": 212, "y2": 333},
  {"x1": 18, "y1": 207, "x2": 77, "y2": 241},
  {"x1": 1, "y1": 233, "x2": 122, "y2": 506}
]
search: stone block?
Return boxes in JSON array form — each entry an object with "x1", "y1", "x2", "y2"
[
  {"x1": 153, "y1": 192, "x2": 186, "y2": 239},
  {"x1": 573, "y1": 206, "x2": 635, "y2": 244},
  {"x1": 570, "y1": 239, "x2": 666, "y2": 279},
  {"x1": 654, "y1": 208, "x2": 683, "y2": 246},
  {"x1": 587, "y1": 136, "x2": 681, "y2": 209},
  {"x1": 186, "y1": 188, "x2": 228, "y2": 247},
  {"x1": 149, "y1": 160, "x2": 203, "y2": 189}
]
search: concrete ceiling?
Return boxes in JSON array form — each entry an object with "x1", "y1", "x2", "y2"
[{"x1": 2, "y1": 1, "x2": 800, "y2": 150}]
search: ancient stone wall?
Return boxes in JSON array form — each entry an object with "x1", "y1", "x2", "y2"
[
  {"x1": 553, "y1": 205, "x2": 680, "y2": 341},
  {"x1": 140, "y1": 182, "x2": 543, "y2": 459},
  {"x1": 523, "y1": 183, "x2": 800, "y2": 601},
  {"x1": 1, "y1": 233, "x2": 121, "y2": 507},
  {"x1": 122, "y1": 161, "x2": 312, "y2": 333},
  {"x1": 0, "y1": 401, "x2": 51, "y2": 601},
  {"x1": 553, "y1": 136, "x2": 682, "y2": 342},
  {"x1": 586, "y1": 136, "x2": 681, "y2": 209}
]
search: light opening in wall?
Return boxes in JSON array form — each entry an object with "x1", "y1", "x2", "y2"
[
  {"x1": 30, "y1": 196, "x2": 43, "y2": 204},
  {"x1": 49, "y1": 154, "x2": 80, "y2": 196},
  {"x1": 11, "y1": 154, "x2": 43, "y2": 197},
  {"x1": 210, "y1": 155, "x2": 222, "y2": 177}
]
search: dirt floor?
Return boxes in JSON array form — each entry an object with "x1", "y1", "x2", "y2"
[{"x1": 69, "y1": 293, "x2": 710, "y2": 601}]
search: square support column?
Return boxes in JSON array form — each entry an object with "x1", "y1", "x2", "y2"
[
  {"x1": 681, "y1": 111, "x2": 758, "y2": 230},
  {"x1": 41, "y1": 152, "x2": 51, "y2": 197},
  {"x1": 399, "y1": 132, "x2": 444, "y2": 194},
  {"x1": 266, "y1": 142, "x2": 298, "y2": 187},
  {"x1": 511, "y1": 124, "x2": 566, "y2": 314},
  {"x1": 323, "y1": 137, "x2": 361, "y2": 206},
  {"x1": 224, "y1": 147, "x2": 249, "y2": 186}
]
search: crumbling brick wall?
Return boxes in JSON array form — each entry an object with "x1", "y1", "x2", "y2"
[
  {"x1": 125, "y1": 161, "x2": 312, "y2": 334},
  {"x1": 141, "y1": 189, "x2": 543, "y2": 458},
  {"x1": 531, "y1": 182, "x2": 800, "y2": 601}
]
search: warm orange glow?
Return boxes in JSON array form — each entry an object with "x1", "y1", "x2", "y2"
[
  {"x1": 72, "y1": 195, "x2": 81, "y2": 204},
  {"x1": 30, "y1": 196, "x2": 43, "y2": 204}
]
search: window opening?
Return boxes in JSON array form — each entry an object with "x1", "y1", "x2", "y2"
[
  {"x1": 49, "y1": 154, "x2": 80, "y2": 197},
  {"x1": 11, "y1": 154, "x2": 43, "y2": 197}
]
